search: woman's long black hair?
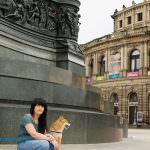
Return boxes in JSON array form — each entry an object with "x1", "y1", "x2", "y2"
[{"x1": 30, "y1": 98, "x2": 48, "y2": 134}]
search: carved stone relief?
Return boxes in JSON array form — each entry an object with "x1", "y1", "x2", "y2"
[{"x1": 0, "y1": 0, "x2": 81, "y2": 40}]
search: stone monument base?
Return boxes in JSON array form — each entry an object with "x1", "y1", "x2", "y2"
[{"x1": 0, "y1": 0, "x2": 122, "y2": 144}]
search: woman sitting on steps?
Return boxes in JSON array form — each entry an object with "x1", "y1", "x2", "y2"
[{"x1": 17, "y1": 98, "x2": 59, "y2": 150}]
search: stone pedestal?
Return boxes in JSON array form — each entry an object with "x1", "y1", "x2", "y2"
[{"x1": 0, "y1": 0, "x2": 122, "y2": 144}]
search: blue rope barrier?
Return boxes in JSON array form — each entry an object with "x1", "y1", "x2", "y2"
[{"x1": 0, "y1": 138, "x2": 17, "y2": 141}]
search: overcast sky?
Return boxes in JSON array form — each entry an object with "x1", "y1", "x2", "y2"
[{"x1": 78, "y1": 0, "x2": 143, "y2": 44}]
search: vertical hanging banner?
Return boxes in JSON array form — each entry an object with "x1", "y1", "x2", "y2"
[
  {"x1": 109, "y1": 53, "x2": 121, "y2": 74},
  {"x1": 109, "y1": 53, "x2": 121, "y2": 79}
]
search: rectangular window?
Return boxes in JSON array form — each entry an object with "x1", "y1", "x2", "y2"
[
  {"x1": 127, "y1": 16, "x2": 132, "y2": 25},
  {"x1": 137, "y1": 12, "x2": 143, "y2": 21},
  {"x1": 119, "y1": 20, "x2": 123, "y2": 28}
]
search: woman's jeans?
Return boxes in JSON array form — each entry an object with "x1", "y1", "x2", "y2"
[{"x1": 18, "y1": 140, "x2": 54, "y2": 150}]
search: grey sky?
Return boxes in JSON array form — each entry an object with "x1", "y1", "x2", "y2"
[{"x1": 78, "y1": 0, "x2": 143, "y2": 44}]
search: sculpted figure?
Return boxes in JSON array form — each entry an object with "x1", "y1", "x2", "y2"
[
  {"x1": 7, "y1": 0, "x2": 16, "y2": 15},
  {"x1": 28, "y1": 2, "x2": 40, "y2": 27},
  {"x1": 6, "y1": 3, "x2": 23, "y2": 22},
  {"x1": 65, "y1": 8, "x2": 80, "y2": 36},
  {"x1": 47, "y1": 4, "x2": 56, "y2": 31},
  {"x1": 65, "y1": 8, "x2": 74, "y2": 35},
  {"x1": 0, "y1": 0, "x2": 7, "y2": 17},
  {"x1": 65, "y1": 8, "x2": 81, "y2": 37},
  {"x1": 21, "y1": 0, "x2": 33, "y2": 8},
  {"x1": 19, "y1": 0, "x2": 33, "y2": 25},
  {"x1": 72, "y1": 13, "x2": 81, "y2": 36},
  {"x1": 0, "y1": 0, "x2": 16, "y2": 17},
  {"x1": 57, "y1": 7, "x2": 66, "y2": 35},
  {"x1": 39, "y1": 2, "x2": 47, "y2": 29}
]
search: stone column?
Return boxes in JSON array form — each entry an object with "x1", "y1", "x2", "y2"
[
  {"x1": 107, "y1": 49, "x2": 111, "y2": 79},
  {"x1": 123, "y1": 45, "x2": 128, "y2": 77},
  {"x1": 97, "y1": 53, "x2": 100, "y2": 76},
  {"x1": 148, "y1": 42, "x2": 150, "y2": 69},
  {"x1": 132, "y1": 8, "x2": 135, "y2": 30},
  {"x1": 123, "y1": 13, "x2": 125, "y2": 29},
  {"x1": 85, "y1": 56, "x2": 89, "y2": 77},
  {"x1": 105, "y1": 50, "x2": 108, "y2": 76},
  {"x1": 139, "y1": 43, "x2": 144, "y2": 76},
  {"x1": 143, "y1": 4, "x2": 147, "y2": 26},
  {"x1": 143, "y1": 41, "x2": 148, "y2": 75},
  {"x1": 95, "y1": 53, "x2": 98, "y2": 75},
  {"x1": 121, "y1": 46, "x2": 124, "y2": 77},
  {"x1": 93, "y1": 53, "x2": 97, "y2": 80}
]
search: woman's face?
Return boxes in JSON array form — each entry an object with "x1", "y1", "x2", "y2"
[{"x1": 34, "y1": 104, "x2": 44, "y2": 116}]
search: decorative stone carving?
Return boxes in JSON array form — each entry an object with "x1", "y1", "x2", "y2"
[
  {"x1": 0, "y1": 0, "x2": 81, "y2": 40},
  {"x1": 47, "y1": 4, "x2": 56, "y2": 32},
  {"x1": 0, "y1": 0, "x2": 16, "y2": 17}
]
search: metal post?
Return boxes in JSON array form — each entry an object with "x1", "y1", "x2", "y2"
[{"x1": 123, "y1": 118, "x2": 128, "y2": 138}]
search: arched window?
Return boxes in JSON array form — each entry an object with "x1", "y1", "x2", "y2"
[
  {"x1": 111, "y1": 93, "x2": 119, "y2": 103},
  {"x1": 99, "y1": 55, "x2": 105, "y2": 76},
  {"x1": 130, "y1": 50, "x2": 140, "y2": 71},
  {"x1": 129, "y1": 92, "x2": 137, "y2": 102},
  {"x1": 88, "y1": 57, "x2": 93, "y2": 77}
]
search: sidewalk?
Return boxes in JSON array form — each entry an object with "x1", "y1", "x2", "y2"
[{"x1": 0, "y1": 129, "x2": 150, "y2": 150}]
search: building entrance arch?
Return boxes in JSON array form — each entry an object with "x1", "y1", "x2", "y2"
[
  {"x1": 128, "y1": 92, "x2": 138, "y2": 125},
  {"x1": 110, "y1": 93, "x2": 119, "y2": 115}
]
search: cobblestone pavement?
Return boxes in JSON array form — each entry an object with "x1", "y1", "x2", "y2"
[{"x1": 0, "y1": 129, "x2": 150, "y2": 150}]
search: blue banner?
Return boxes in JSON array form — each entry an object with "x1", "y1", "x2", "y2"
[{"x1": 109, "y1": 74, "x2": 120, "y2": 79}]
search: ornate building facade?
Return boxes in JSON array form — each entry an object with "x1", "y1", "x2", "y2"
[{"x1": 82, "y1": 0, "x2": 150, "y2": 125}]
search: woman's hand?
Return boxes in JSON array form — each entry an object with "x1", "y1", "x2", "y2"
[
  {"x1": 25, "y1": 123, "x2": 55, "y2": 142},
  {"x1": 45, "y1": 134, "x2": 55, "y2": 142}
]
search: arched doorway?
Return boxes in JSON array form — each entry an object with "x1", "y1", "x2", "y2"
[
  {"x1": 128, "y1": 92, "x2": 138, "y2": 125},
  {"x1": 110, "y1": 93, "x2": 119, "y2": 115}
]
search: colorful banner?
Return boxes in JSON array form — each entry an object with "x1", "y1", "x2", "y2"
[
  {"x1": 109, "y1": 53, "x2": 121, "y2": 74},
  {"x1": 96, "y1": 76, "x2": 104, "y2": 81},
  {"x1": 86, "y1": 77, "x2": 92, "y2": 83},
  {"x1": 109, "y1": 74, "x2": 120, "y2": 79},
  {"x1": 127, "y1": 72, "x2": 139, "y2": 77}
]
